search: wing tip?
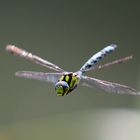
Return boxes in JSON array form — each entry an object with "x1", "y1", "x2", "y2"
[
  {"x1": 6, "y1": 44, "x2": 15, "y2": 52},
  {"x1": 6, "y1": 44, "x2": 24, "y2": 56},
  {"x1": 15, "y1": 71, "x2": 26, "y2": 77},
  {"x1": 135, "y1": 91, "x2": 140, "y2": 95}
]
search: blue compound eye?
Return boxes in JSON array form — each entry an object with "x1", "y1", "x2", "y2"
[{"x1": 55, "y1": 81, "x2": 69, "y2": 96}]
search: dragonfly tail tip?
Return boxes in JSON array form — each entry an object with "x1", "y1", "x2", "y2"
[{"x1": 111, "y1": 44, "x2": 117, "y2": 48}]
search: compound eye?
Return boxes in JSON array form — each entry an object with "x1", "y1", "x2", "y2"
[
  {"x1": 55, "y1": 81, "x2": 69, "y2": 96},
  {"x1": 55, "y1": 85, "x2": 64, "y2": 96}
]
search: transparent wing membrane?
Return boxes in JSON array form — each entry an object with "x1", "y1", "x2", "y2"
[
  {"x1": 6, "y1": 45, "x2": 65, "y2": 72},
  {"x1": 81, "y1": 76, "x2": 140, "y2": 95},
  {"x1": 84, "y1": 55, "x2": 133, "y2": 72},
  {"x1": 15, "y1": 71, "x2": 62, "y2": 83}
]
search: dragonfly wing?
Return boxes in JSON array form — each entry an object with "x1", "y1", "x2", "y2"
[
  {"x1": 15, "y1": 71, "x2": 62, "y2": 83},
  {"x1": 84, "y1": 56, "x2": 133, "y2": 72},
  {"x1": 81, "y1": 76, "x2": 140, "y2": 95},
  {"x1": 6, "y1": 45, "x2": 65, "y2": 72}
]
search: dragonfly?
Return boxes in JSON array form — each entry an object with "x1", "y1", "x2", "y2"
[{"x1": 6, "y1": 44, "x2": 140, "y2": 96}]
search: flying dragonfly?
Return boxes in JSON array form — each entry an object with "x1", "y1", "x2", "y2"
[{"x1": 6, "y1": 44, "x2": 140, "y2": 96}]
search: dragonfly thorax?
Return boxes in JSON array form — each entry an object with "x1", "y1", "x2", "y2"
[{"x1": 55, "y1": 72, "x2": 80, "y2": 96}]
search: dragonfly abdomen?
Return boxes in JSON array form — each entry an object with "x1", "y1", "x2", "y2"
[{"x1": 80, "y1": 44, "x2": 117, "y2": 72}]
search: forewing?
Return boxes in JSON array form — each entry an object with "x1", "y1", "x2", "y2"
[
  {"x1": 81, "y1": 76, "x2": 140, "y2": 95},
  {"x1": 15, "y1": 71, "x2": 62, "y2": 83},
  {"x1": 6, "y1": 45, "x2": 65, "y2": 72},
  {"x1": 84, "y1": 56, "x2": 133, "y2": 72}
]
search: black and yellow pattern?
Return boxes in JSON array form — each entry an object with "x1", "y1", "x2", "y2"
[{"x1": 59, "y1": 73, "x2": 79, "y2": 94}]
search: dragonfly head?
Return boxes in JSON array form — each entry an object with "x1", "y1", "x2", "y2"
[{"x1": 55, "y1": 81, "x2": 69, "y2": 96}]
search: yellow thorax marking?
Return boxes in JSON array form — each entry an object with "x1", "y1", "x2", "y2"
[
  {"x1": 65, "y1": 75, "x2": 70, "y2": 82},
  {"x1": 60, "y1": 75, "x2": 64, "y2": 81},
  {"x1": 70, "y1": 76, "x2": 77, "y2": 88},
  {"x1": 59, "y1": 73, "x2": 79, "y2": 89}
]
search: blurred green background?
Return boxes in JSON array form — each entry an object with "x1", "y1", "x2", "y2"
[{"x1": 0, "y1": 1, "x2": 140, "y2": 140}]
